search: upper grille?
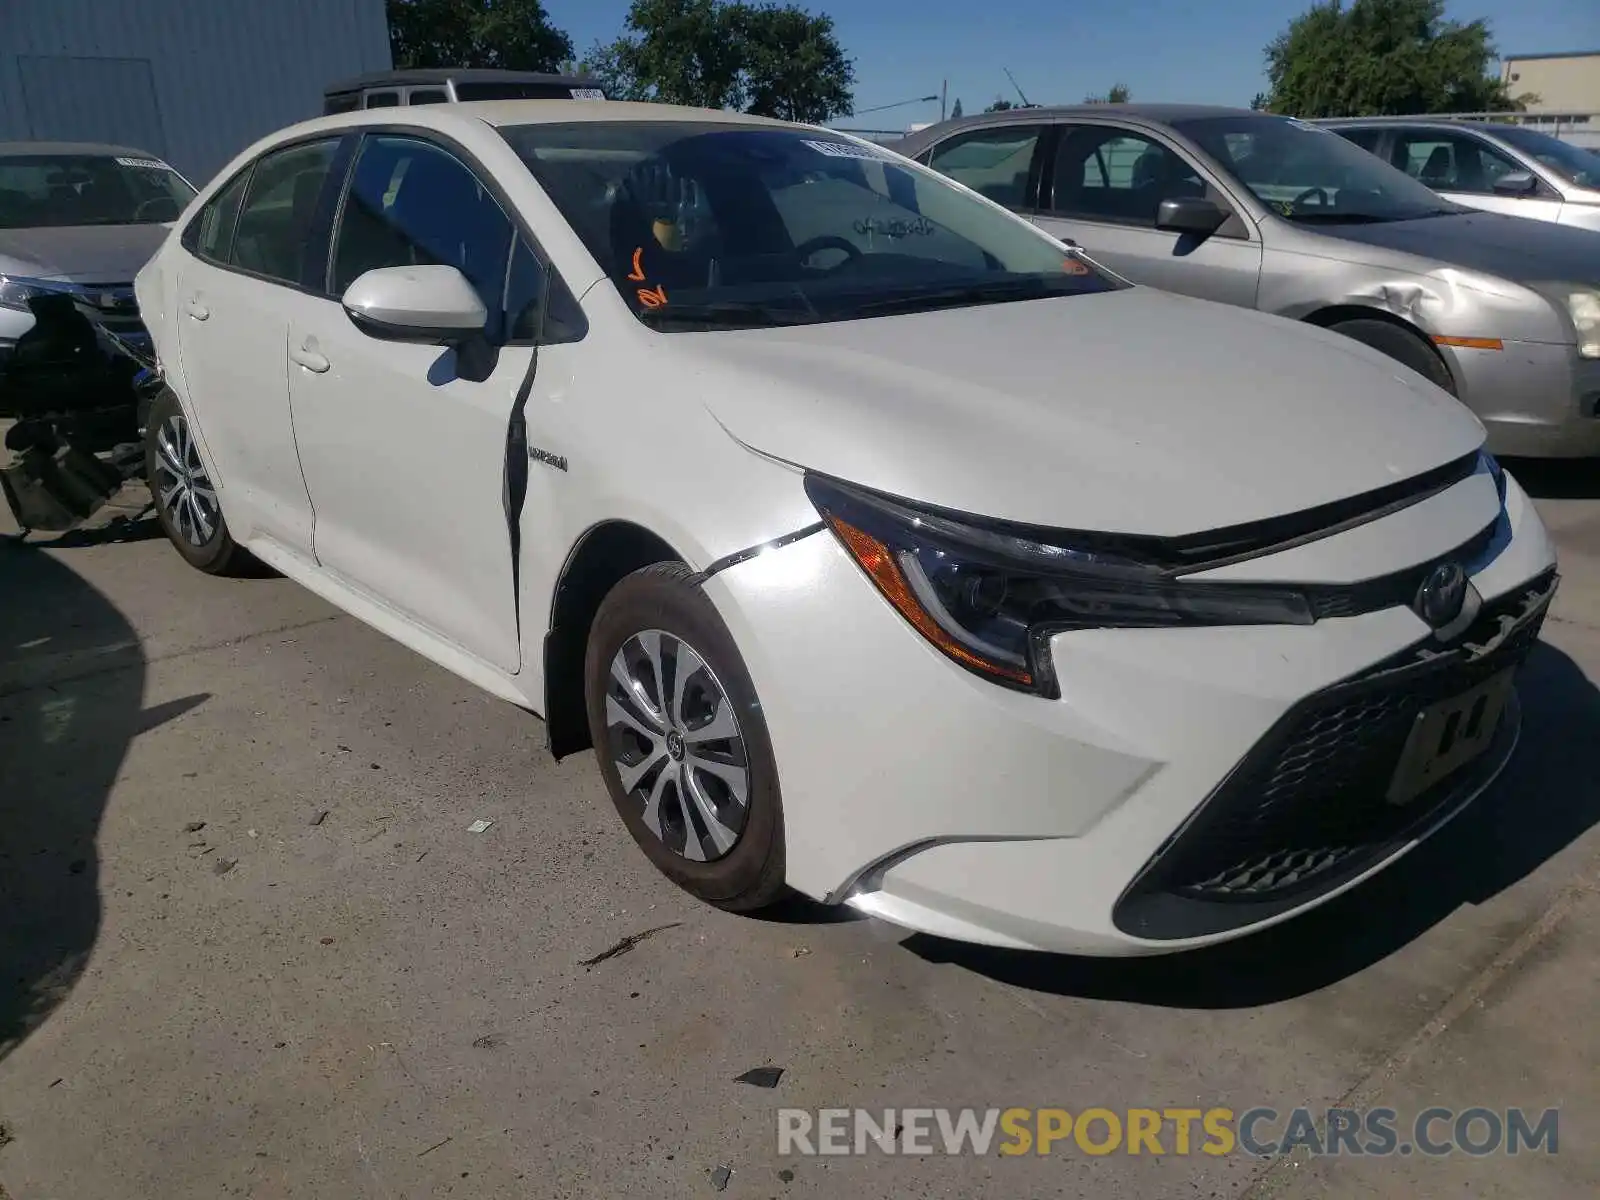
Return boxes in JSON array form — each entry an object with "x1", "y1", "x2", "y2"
[{"x1": 1115, "y1": 569, "x2": 1557, "y2": 939}]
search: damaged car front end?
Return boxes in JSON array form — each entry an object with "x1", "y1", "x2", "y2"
[{"x1": 0, "y1": 290, "x2": 162, "y2": 532}]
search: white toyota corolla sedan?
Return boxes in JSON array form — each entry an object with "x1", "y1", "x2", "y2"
[{"x1": 135, "y1": 101, "x2": 1559, "y2": 955}]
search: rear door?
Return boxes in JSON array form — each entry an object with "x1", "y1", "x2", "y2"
[
  {"x1": 172, "y1": 136, "x2": 344, "y2": 553},
  {"x1": 1386, "y1": 126, "x2": 1565, "y2": 223},
  {"x1": 280, "y1": 131, "x2": 533, "y2": 673},
  {"x1": 1034, "y1": 122, "x2": 1262, "y2": 308}
]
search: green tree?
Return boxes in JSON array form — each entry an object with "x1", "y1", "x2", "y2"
[
  {"x1": 1085, "y1": 82, "x2": 1132, "y2": 104},
  {"x1": 983, "y1": 97, "x2": 1016, "y2": 112},
  {"x1": 1249, "y1": 91, "x2": 1269, "y2": 111},
  {"x1": 950, "y1": 97, "x2": 964, "y2": 119},
  {"x1": 387, "y1": 0, "x2": 573, "y2": 72},
  {"x1": 740, "y1": 5, "x2": 855, "y2": 122},
  {"x1": 585, "y1": 0, "x2": 854, "y2": 122},
  {"x1": 1263, "y1": 0, "x2": 1518, "y2": 117}
]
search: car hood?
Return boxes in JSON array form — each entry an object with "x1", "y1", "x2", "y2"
[
  {"x1": 0, "y1": 223, "x2": 173, "y2": 283},
  {"x1": 683, "y1": 287, "x2": 1484, "y2": 536},
  {"x1": 1311, "y1": 209, "x2": 1600, "y2": 285}
]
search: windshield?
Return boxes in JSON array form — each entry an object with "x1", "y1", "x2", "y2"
[
  {"x1": 1172, "y1": 115, "x2": 1462, "y2": 223},
  {"x1": 1483, "y1": 124, "x2": 1600, "y2": 188},
  {"x1": 0, "y1": 153, "x2": 195, "y2": 230},
  {"x1": 501, "y1": 121, "x2": 1121, "y2": 330}
]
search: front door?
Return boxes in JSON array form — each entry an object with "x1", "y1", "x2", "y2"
[
  {"x1": 284, "y1": 132, "x2": 530, "y2": 674},
  {"x1": 1033, "y1": 123, "x2": 1263, "y2": 309},
  {"x1": 1386, "y1": 127, "x2": 1566, "y2": 224},
  {"x1": 173, "y1": 137, "x2": 342, "y2": 552}
]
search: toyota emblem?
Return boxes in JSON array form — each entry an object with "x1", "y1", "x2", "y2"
[{"x1": 1416, "y1": 561, "x2": 1468, "y2": 628}]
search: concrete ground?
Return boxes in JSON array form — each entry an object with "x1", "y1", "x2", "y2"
[{"x1": 2, "y1": 462, "x2": 1598, "y2": 1199}]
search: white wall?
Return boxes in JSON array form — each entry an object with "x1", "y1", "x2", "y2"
[{"x1": 0, "y1": 0, "x2": 391, "y2": 183}]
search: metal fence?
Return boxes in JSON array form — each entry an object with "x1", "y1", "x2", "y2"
[{"x1": 1421, "y1": 111, "x2": 1600, "y2": 149}]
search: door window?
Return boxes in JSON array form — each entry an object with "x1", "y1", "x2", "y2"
[
  {"x1": 1050, "y1": 127, "x2": 1208, "y2": 225},
  {"x1": 363, "y1": 91, "x2": 400, "y2": 109},
  {"x1": 1389, "y1": 131, "x2": 1520, "y2": 194},
  {"x1": 229, "y1": 139, "x2": 341, "y2": 285},
  {"x1": 924, "y1": 126, "x2": 1044, "y2": 208},
  {"x1": 330, "y1": 135, "x2": 514, "y2": 338},
  {"x1": 184, "y1": 166, "x2": 250, "y2": 262},
  {"x1": 408, "y1": 89, "x2": 449, "y2": 105}
]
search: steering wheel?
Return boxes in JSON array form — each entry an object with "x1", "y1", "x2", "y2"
[
  {"x1": 1289, "y1": 186, "x2": 1330, "y2": 208},
  {"x1": 795, "y1": 235, "x2": 863, "y2": 271}
]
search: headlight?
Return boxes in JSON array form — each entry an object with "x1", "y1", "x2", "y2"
[
  {"x1": 806, "y1": 476, "x2": 1314, "y2": 696},
  {"x1": 0, "y1": 275, "x2": 63, "y2": 313},
  {"x1": 1568, "y1": 290, "x2": 1600, "y2": 358}
]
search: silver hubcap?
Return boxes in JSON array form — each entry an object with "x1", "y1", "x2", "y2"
[
  {"x1": 153, "y1": 414, "x2": 218, "y2": 548},
  {"x1": 605, "y1": 630, "x2": 750, "y2": 862}
]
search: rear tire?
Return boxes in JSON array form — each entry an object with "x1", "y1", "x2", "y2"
[
  {"x1": 145, "y1": 387, "x2": 257, "y2": 576},
  {"x1": 584, "y1": 562, "x2": 786, "y2": 911},
  {"x1": 1328, "y1": 317, "x2": 1456, "y2": 395}
]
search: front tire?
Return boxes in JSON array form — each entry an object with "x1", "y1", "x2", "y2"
[
  {"x1": 145, "y1": 387, "x2": 256, "y2": 576},
  {"x1": 584, "y1": 563, "x2": 786, "y2": 911},
  {"x1": 1328, "y1": 317, "x2": 1456, "y2": 395}
]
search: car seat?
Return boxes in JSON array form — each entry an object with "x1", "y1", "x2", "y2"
[{"x1": 1418, "y1": 146, "x2": 1453, "y2": 187}]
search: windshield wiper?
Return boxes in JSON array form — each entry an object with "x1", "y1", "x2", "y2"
[
  {"x1": 1388, "y1": 207, "x2": 1469, "y2": 221},
  {"x1": 1283, "y1": 211, "x2": 1396, "y2": 224},
  {"x1": 848, "y1": 278, "x2": 1057, "y2": 318},
  {"x1": 635, "y1": 300, "x2": 820, "y2": 329}
]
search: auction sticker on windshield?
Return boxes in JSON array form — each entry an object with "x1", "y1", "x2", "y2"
[
  {"x1": 115, "y1": 156, "x2": 170, "y2": 170},
  {"x1": 802, "y1": 139, "x2": 894, "y2": 162}
]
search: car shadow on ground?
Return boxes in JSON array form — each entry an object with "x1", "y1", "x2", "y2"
[
  {"x1": 0, "y1": 539, "x2": 205, "y2": 1060},
  {"x1": 1502, "y1": 458, "x2": 1600, "y2": 501},
  {"x1": 904, "y1": 641, "x2": 1600, "y2": 1008},
  {"x1": 8, "y1": 511, "x2": 164, "y2": 551}
]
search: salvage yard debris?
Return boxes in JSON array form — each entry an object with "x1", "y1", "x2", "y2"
[{"x1": 579, "y1": 922, "x2": 683, "y2": 968}]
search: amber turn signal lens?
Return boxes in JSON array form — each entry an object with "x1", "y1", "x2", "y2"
[{"x1": 825, "y1": 514, "x2": 1035, "y2": 687}]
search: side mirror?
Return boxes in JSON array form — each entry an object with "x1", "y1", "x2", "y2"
[
  {"x1": 1490, "y1": 170, "x2": 1539, "y2": 197},
  {"x1": 1155, "y1": 196, "x2": 1227, "y2": 236},
  {"x1": 341, "y1": 265, "x2": 487, "y2": 344}
]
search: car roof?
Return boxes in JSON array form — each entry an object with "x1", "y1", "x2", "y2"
[
  {"x1": 303, "y1": 98, "x2": 795, "y2": 133},
  {"x1": 0, "y1": 139, "x2": 165, "y2": 159},
  {"x1": 891, "y1": 104, "x2": 1268, "y2": 153},
  {"x1": 1319, "y1": 116, "x2": 1503, "y2": 127},
  {"x1": 916, "y1": 102, "x2": 1256, "y2": 128},
  {"x1": 325, "y1": 67, "x2": 605, "y2": 92}
]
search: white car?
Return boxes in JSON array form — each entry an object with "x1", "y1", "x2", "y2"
[{"x1": 135, "y1": 101, "x2": 1559, "y2": 956}]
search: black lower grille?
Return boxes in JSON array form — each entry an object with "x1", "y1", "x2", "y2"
[{"x1": 1115, "y1": 569, "x2": 1557, "y2": 940}]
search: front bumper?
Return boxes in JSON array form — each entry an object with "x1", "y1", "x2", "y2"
[
  {"x1": 1442, "y1": 338, "x2": 1600, "y2": 458},
  {"x1": 703, "y1": 467, "x2": 1557, "y2": 955}
]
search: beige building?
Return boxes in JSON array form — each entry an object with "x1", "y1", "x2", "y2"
[{"x1": 1501, "y1": 50, "x2": 1600, "y2": 115}]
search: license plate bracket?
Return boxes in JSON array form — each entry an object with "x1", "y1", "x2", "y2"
[{"x1": 1387, "y1": 668, "x2": 1515, "y2": 806}]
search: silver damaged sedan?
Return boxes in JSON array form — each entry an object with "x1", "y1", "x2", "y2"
[{"x1": 897, "y1": 105, "x2": 1600, "y2": 457}]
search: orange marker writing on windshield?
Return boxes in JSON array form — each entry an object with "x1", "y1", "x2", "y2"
[{"x1": 628, "y1": 247, "x2": 647, "y2": 281}]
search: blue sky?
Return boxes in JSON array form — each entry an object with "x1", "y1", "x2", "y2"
[{"x1": 546, "y1": 0, "x2": 1599, "y2": 126}]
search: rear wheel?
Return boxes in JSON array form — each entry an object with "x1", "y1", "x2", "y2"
[
  {"x1": 584, "y1": 563, "x2": 786, "y2": 911},
  {"x1": 1328, "y1": 317, "x2": 1456, "y2": 395},
  {"x1": 145, "y1": 387, "x2": 256, "y2": 576}
]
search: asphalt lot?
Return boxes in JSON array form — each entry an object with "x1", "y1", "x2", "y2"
[{"x1": 2, "y1": 462, "x2": 1599, "y2": 1199}]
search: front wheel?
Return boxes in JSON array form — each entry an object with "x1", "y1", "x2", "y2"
[
  {"x1": 584, "y1": 563, "x2": 786, "y2": 911},
  {"x1": 1328, "y1": 317, "x2": 1456, "y2": 396},
  {"x1": 145, "y1": 387, "x2": 257, "y2": 575}
]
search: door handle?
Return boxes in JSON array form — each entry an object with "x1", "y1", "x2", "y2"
[
  {"x1": 290, "y1": 343, "x2": 330, "y2": 373},
  {"x1": 184, "y1": 298, "x2": 209, "y2": 320}
]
